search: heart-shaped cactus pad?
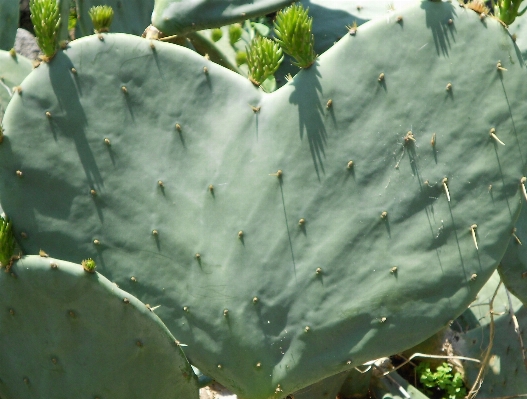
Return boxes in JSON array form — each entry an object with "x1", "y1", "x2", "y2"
[{"x1": 1, "y1": 2, "x2": 527, "y2": 398}]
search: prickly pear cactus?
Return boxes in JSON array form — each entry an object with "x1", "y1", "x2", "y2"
[
  {"x1": 152, "y1": 0, "x2": 293, "y2": 35},
  {"x1": 0, "y1": 255, "x2": 199, "y2": 399},
  {"x1": 2, "y1": 2, "x2": 527, "y2": 398},
  {"x1": 0, "y1": 1, "x2": 19, "y2": 51}
]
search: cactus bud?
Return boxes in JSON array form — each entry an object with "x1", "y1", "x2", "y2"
[
  {"x1": 0, "y1": 216, "x2": 16, "y2": 268},
  {"x1": 211, "y1": 28, "x2": 223, "y2": 42},
  {"x1": 89, "y1": 5, "x2": 114, "y2": 33},
  {"x1": 30, "y1": 0, "x2": 61, "y2": 61},
  {"x1": 81, "y1": 258, "x2": 96, "y2": 273},
  {"x1": 246, "y1": 37, "x2": 283, "y2": 87},
  {"x1": 274, "y1": 4, "x2": 317, "y2": 69},
  {"x1": 228, "y1": 24, "x2": 243, "y2": 45}
]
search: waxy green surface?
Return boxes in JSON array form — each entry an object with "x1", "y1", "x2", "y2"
[
  {"x1": 2, "y1": 2, "x2": 527, "y2": 398},
  {"x1": 0, "y1": 256, "x2": 199, "y2": 399}
]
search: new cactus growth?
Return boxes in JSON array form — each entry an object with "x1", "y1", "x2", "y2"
[
  {"x1": 246, "y1": 36, "x2": 283, "y2": 86},
  {"x1": 0, "y1": 216, "x2": 16, "y2": 268},
  {"x1": 274, "y1": 4, "x2": 317, "y2": 68},
  {"x1": 29, "y1": 0, "x2": 61, "y2": 60},
  {"x1": 81, "y1": 258, "x2": 96, "y2": 273},
  {"x1": 211, "y1": 28, "x2": 223, "y2": 42},
  {"x1": 229, "y1": 24, "x2": 243, "y2": 45},
  {"x1": 236, "y1": 51, "x2": 247, "y2": 66},
  {"x1": 88, "y1": 5, "x2": 114, "y2": 33}
]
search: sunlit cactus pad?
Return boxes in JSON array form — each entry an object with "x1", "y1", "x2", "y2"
[
  {"x1": 1, "y1": 2, "x2": 527, "y2": 398},
  {"x1": 0, "y1": 256, "x2": 199, "y2": 399}
]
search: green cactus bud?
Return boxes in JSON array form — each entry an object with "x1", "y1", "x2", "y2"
[
  {"x1": 246, "y1": 36, "x2": 283, "y2": 86},
  {"x1": 274, "y1": 3, "x2": 316, "y2": 68},
  {"x1": 88, "y1": 5, "x2": 114, "y2": 33},
  {"x1": 81, "y1": 258, "x2": 96, "y2": 273},
  {"x1": 211, "y1": 28, "x2": 223, "y2": 42},
  {"x1": 229, "y1": 23, "x2": 243, "y2": 45},
  {"x1": 29, "y1": 0, "x2": 61, "y2": 60},
  {"x1": 0, "y1": 216, "x2": 16, "y2": 268},
  {"x1": 235, "y1": 50, "x2": 247, "y2": 66}
]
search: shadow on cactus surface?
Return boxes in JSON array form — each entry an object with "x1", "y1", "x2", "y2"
[{"x1": 1, "y1": 1, "x2": 527, "y2": 399}]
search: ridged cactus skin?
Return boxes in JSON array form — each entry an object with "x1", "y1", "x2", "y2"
[
  {"x1": 0, "y1": 50, "x2": 33, "y2": 125},
  {"x1": 456, "y1": 305, "x2": 527, "y2": 398},
  {"x1": 75, "y1": 0, "x2": 155, "y2": 37},
  {"x1": 0, "y1": 1, "x2": 19, "y2": 51},
  {"x1": 152, "y1": 0, "x2": 293, "y2": 36},
  {"x1": 499, "y1": 205, "x2": 527, "y2": 305},
  {"x1": 2, "y1": 2, "x2": 527, "y2": 398},
  {"x1": 0, "y1": 256, "x2": 199, "y2": 399}
]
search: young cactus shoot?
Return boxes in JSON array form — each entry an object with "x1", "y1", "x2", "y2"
[
  {"x1": 82, "y1": 258, "x2": 96, "y2": 273},
  {"x1": 274, "y1": 4, "x2": 317, "y2": 68},
  {"x1": 228, "y1": 24, "x2": 243, "y2": 45},
  {"x1": 246, "y1": 36, "x2": 283, "y2": 86},
  {"x1": 89, "y1": 5, "x2": 114, "y2": 33},
  {"x1": 29, "y1": 0, "x2": 60, "y2": 60},
  {"x1": 0, "y1": 216, "x2": 16, "y2": 268}
]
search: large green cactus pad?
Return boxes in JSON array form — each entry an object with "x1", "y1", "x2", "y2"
[
  {"x1": 152, "y1": 0, "x2": 293, "y2": 35},
  {"x1": 1, "y1": 2, "x2": 527, "y2": 398},
  {"x1": 0, "y1": 255, "x2": 199, "y2": 399}
]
